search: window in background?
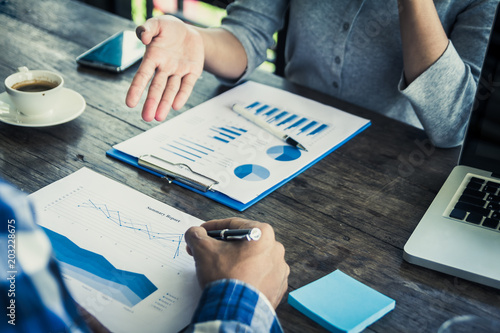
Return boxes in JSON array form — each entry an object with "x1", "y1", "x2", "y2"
[
  {"x1": 132, "y1": 0, "x2": 276, "y2": 73},
  {"x1": 153, "y1": 0, "x2": 227, "y2": 27},
  {"x1": 132, "y1": 0, "x2": 149, "y2": 24}
]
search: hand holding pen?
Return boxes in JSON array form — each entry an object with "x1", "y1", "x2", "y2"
[
  {"x1": 184, "y1": 218, "x2": 290, "y2": 308},
  {"x1": 207, "y1": 228, "x2": 261, "y2": 241}
]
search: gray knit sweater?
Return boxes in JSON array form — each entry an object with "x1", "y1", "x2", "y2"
[{"x1": 220, "y1": 0, "x2": 498, "y2": 147}]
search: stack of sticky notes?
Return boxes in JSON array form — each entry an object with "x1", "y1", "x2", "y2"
[{"x1": 288, "y1": 270, "x2": 395, "y2": 333}]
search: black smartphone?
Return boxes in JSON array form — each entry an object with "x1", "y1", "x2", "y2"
[{"x1": 76, "y1": 30, "x2": 145, "y2": 72}]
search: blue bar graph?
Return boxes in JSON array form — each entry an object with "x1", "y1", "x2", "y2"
[
  {"x1": 298, "y1": 121, "x2": 318, "y2": 135},
  {"x1": 243, "y1": 100, "x2": 332, "y2": 138},
  {"x1": 219, "y1": 127, "x2": 243, "y2": 136},
  {"x1": 230, "y1": 126, "x2": 247, "y2": 133},
  {"x1": 166, "y1": 144, "x2": 202, "y2": 158},
  {"x1": 210, "y1": 128, "x2": 235, "y2": 140},
  {"x1": 285, "y1": 117, "x2": 308, "y2": 130},
  {"x1": 255, "y1": 105, "x2": 269, "y2": 114},
  {"x1": 268, "y1": 111, "x2": 288, "y2": 123},
  {"x1": 308, "y1": 124, "x2": 328, "y2": 136},
  {"x1": 160, "y1": 147, "x2": 196, "y2": 162},
  {"x1": 179, "y1": 138, "x2": 214, "y2": 152},
  {"x1": 246, "y1": 101, "x2": 260, "y2": 109},
  {"x1": 173, "y1": 140, "x2": 209, "y2": 155},
  {"x1": 207, "y1": 123, "x2": 248, "y2": 144},
  {"x1": 264, "y1": 108, "x2": 279, "y2": 116},
  {"x1": 213, "y1": 136, "x2": 229, "y2": 143},
  {"x1": 277, "y1": 115, "x2": 297, "y2": 126}
]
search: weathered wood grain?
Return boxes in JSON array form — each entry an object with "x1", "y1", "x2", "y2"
[{"x1": 1, "y1": 1, "x2": 499, "y2": 332}]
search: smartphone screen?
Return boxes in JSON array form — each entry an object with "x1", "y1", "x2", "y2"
[{"x1": 76, "y1": 30, "x2": 145, "y2": 72}]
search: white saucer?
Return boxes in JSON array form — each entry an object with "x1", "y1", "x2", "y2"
[{"x1": 0, "y1": 88, "x2": 85, "y2": 127}]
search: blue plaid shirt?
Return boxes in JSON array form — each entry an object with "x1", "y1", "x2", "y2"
[
  {"x1": 0, "y1": 180, "x2": 89, "y2": 333},
  {"x1": 187, "y1": 279, "x2": 283, "y2": 332},
  {"x1": 0, "y1": 180, "x2": 281, "y2": 332}
]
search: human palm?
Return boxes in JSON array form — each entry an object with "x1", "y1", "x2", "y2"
[{"x1": 126, "y1": 15, "x2": 204, "y2": 122}]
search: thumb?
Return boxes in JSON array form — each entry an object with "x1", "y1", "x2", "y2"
[
  {"x1": 184, "y1": 226, "x2": 210, "y2": 257},
  {"x1": 135, "y1": 18, "x2": 159, "y2": 45}
]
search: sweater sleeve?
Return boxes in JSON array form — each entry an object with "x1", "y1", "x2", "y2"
[
  {"x1": 218, "y1": 0, "x2": 289, "y2": 84},
  {"x1": 399, "y1": 0, "x2": 498, "y2": 148}
]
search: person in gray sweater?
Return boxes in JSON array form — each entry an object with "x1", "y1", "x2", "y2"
[{"x1": 126, "y1": 0, "x2": 498, "y2": 148}]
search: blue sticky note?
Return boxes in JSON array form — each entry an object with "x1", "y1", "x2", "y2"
[{"x1": 288, "y1": 270, "x2": 395, "y2": 333}]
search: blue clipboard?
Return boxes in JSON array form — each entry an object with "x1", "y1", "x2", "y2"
[{"x1": 106, "y1": 122, "x2": 370, "y2": 211}]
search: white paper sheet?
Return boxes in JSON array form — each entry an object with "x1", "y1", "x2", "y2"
[
  {"x1": 114, "y1": 81, "x2": 370, "y2": 204},
  {"x1": 29, "y1": 168, "x2": 202, "y2": 333}
]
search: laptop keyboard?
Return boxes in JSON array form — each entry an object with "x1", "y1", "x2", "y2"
[{"x1": 449, "y1": 176, "x2": 500, "y2": 231}]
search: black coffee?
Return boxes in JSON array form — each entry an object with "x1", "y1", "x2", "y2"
[{"x1": 12, "y1": 80, "x2": 58, "y2": 92}]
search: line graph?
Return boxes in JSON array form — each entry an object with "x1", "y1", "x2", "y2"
[
  {"x1": 32, "y1": 168, "x2": 203, "y2": 333},
  {"x1": 78, "y1": 199, "x2": 184, "y2": 258},
  {"x1": 42, "y1": 184, "x2": 196, "y2": 271}
]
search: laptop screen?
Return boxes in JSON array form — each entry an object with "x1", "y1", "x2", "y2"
[{"x1": 460, "y1": 8, "x2": 500, "y2": 177}]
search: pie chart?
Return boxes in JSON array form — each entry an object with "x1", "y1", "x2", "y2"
[
  {"x1": 234, "y1": 164, "x2": 270, "y2": 181},
  {"x1": 267, "y1": 145, "x2": 302, "y2": 161}
]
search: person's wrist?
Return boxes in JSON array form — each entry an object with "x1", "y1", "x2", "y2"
[{"x1": 192, "y1": 26, "x2": 210, "y2": 70}]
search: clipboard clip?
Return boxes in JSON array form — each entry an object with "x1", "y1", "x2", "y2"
[{"x1": 138, "y1": 154, "x2": 219, "y2": 192}]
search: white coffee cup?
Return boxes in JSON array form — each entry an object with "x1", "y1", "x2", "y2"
[{"x1": 4, "y1": 67, "x2": 64, "y2": 117}]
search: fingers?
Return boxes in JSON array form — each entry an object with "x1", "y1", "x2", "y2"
[
  {"x1": 125, "y1": 56, "x2": 156, "y2": 109},
  {"x1": 172, "y1": 73, "x2": 198, "y2": 111},
  {"x1": 126, "y1": 17, "x2": 165, "y2": 111},
  {"x1": 186, "y1": 217, "x2": 289, "y2": 306},
  {"x1": 202, "y1": 218, "x2": 276, "y2": 244},
  {"x1": 126, "y1": 15, "x2": 203, "y2": 122},
  {"x1": 185, "y1": 226, "x2": 207, "y2": 250},
  {"x1": 156, "y1": 74, "x2": 182, "y2": 121},
  {"x1": 136, "y1": 25, "x2": 146, "y2": 42},
  {"x1": 128, "y1": 71, "x2": 195, "y2": 122},
  {"x1": 135, "y1": 17, "x2": 161, "y2": 45},
  {"x1": 184, "y1": 225, "x2": 212, "y2": 257},
  {"x1": 127, "y1": 56, "x2": 199, "y2": 122},
  {"x1": 141, "y1": 69, "x2": 172, "y2": 122},
  {"x1": 202, "y1": 217, "x2": 260, "y2": 230}
]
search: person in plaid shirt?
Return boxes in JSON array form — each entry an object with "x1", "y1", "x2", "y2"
[{"x1": 0, "y1": 180, "x2": 289, "y2": 332}]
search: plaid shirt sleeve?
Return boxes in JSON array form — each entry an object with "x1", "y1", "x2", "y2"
[
  {"x1": 186, "y1": 279, "x2": 284, "y2": 333},
  {"x1": 1, "y1": 179, "x2": 282, "y2": 332},
  {"x1": 0, "y1": 180, "x2": 89, "y2": 333}
]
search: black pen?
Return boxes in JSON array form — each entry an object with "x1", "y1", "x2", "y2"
[
  {"x1": 232, "y1": 104, "x2": 308, "y2": 151},
  {"x1": 207, "y1": 228, "x2": 261, "y2": 241}
]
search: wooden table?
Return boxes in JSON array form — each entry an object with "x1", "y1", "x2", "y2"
[{"x1": 1, "y1": 1, "x2": 499, "y2": 332}]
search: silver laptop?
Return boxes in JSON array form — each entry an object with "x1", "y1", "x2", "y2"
[{"x1": 403, "y1": 8, "x2": 500, "y2": 290}]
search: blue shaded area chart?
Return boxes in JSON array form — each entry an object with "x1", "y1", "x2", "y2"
[
  {"x1": 78, "y1": 199, "x2": 184, "y2": 259},
  {"x1": 234, "y1": 164, "x2": 270, "y2": 181},
  {"x1": 41, "y1": 226, "x2": 158, "y2": 307},
  {"x1": 267, "y1": 145, "x2": 302, "y2": 162}
]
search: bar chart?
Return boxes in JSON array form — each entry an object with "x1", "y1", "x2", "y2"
[{"x1": 244, "y1": 101, "x2": 332, "y2": 139}]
